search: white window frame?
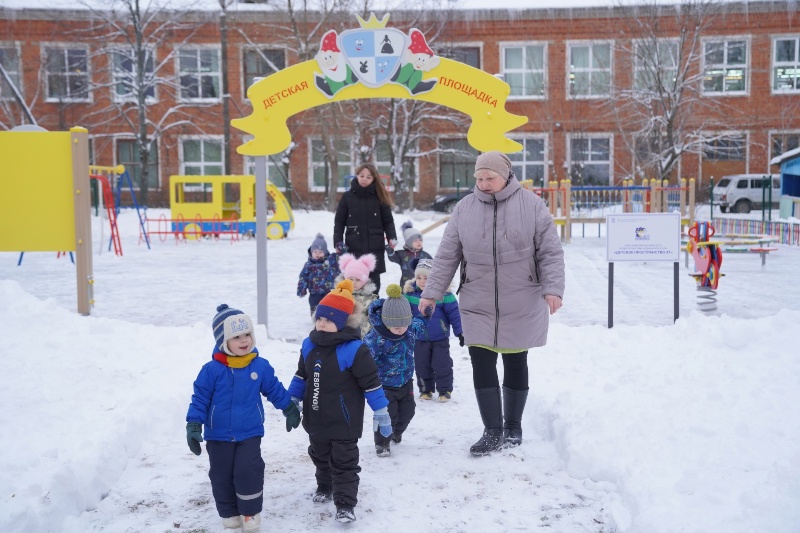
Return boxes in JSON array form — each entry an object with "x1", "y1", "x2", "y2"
[
  {"x1": 372, "y1": 138, "x2": 419, "y2": 192},
  {"x1": 767, "y1": 129, "x2": 800, "y2": 167},
  {"x1": 308, "y1": 137, "x2": 355, "y2": 193},
  {"x1": 42, "y1": 43, "x2": 92, "y2": 103},
  {"x1": 700, "y1": 130, "x2": 750, "y2": 173},
  {"x1": 179, "y1": 135, "x2": 225, "y2": 190},
  {"x1": 240, "y1": 46, "x2": 286, "y2": 100},
  {"x1": 110, "y1": 47, "x2": 157, "y2": 103},
  {"x1": 0, "y1": 42, "x2": 22, "y2": 101},
  {"x1": 242, "y1": 135, "x2": 288, "y2": 186},
  {"x1": 567, "y1": 40, "x2": 613, "y2": 99},
  {"x1": 113, "y1": 135, "x2": 161, "y2": 191},
  {"x1": 633, "y1": 38, "x2": 679, "y2": 92},
  {"x1": 701, "y1": 36, "x2": 749, "y2": 96},
  {"x1": 508, "y1": 134, "x2": 549, "y2": 186},
  {"x1": 500, "y1": 41, "x2": 547, "y2": 100},
  {"x1": 567, "y1": 133, "x2": 614, "y2": 185},
  {"x1": 176, "y1": 45, "x2": 222, "y2": 103},
  {"x1": 772, "y1": 35, "x2": 800, "y2": 94}
]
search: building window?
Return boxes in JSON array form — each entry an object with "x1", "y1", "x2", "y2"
[
  {"x1": 703, "y1": 39, "x2": 747, "y2": 94},
  {"x1": 634, "y1": 40, "x2": 678, "y2": 91},
  {"x1": 770, "y1": 132, "x2": 800, "y2": 160},
  {"x1": 178, "y1": 48, "x2": 221, "y2": 101},
  {"x1": 773, "y1": 37, "x2": 800, "y2": 92},
  {"x1": 372, "y1": 139, "x2": 417, "y2": 191},
  {"x1": 44, "y1": 46, "x2": 90, "y2": 101},
  {"x1": 568, "y1": 42, "x2": 611, "y2": 97},
  {"x1": 181, "y1": 138, "x2": 224, "y2": 176},
  {"x1": 439, "y1": 138, "x2": 479, "y2": 189},
  {"x1": 569, "y1": 135, "x2": 612, "y2": 185},
  {"x1": 703, "y1": 135, "x2": 746, "y2": 161},
  {"x1": 116, "y1": 139, "x2": 159, "y2": 190},
  {"x1": 509, "y1": 137, "x2": 547, "y2": 186},
  {"x1": 244, "y1": 153, "x2": 288, "y2": 187},
  {"x1": 0, "y1": 46, "x2": 21, "y2": 99},
  {"x1": 502, "y1": 44, "x2": 545, "y2": 98},
  {"x1": 111, "y1": 49, "x2": 155, "y2": 101},
  {"x1": 310, "y1": 138, "x2": 353, "y2": 191},
  {"x1": 242, "y1": 48, "x2": 285, "y2": 96},
  {"x1": 439, "y1": 45, "x2": 481, "y2": 69}
]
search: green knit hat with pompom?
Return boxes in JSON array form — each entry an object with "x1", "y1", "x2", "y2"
[{"x1": 381, "y1": 283, "x2": 412, "y2": 328}]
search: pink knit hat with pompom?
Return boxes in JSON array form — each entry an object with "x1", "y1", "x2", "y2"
[{"x1": 339, "y1": 253, "x2": 376, "y2": 283}]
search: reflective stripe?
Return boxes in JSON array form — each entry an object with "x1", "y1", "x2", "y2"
[{"x1": 236, "y1": 490, "x2": 263, "y2": 501}]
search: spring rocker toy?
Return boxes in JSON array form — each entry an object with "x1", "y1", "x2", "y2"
[{"x1": 686, "y1": 221, "x2": 723, "y2": 311}]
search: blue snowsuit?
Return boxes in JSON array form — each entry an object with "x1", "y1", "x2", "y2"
[
  {"x1": 186, "y1": 347, "x2": 292, "y2": 518},
  {"x1": 297, "y1": 252, "x2": 341, "y2": 312},
  {"x1": 404, "y1": 281, "x2": 463, "y2": 394},
  {"x1": 363, "y1": 298, "x2": 427, "y2": 445}
]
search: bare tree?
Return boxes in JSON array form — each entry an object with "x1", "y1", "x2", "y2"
[
  {"x1": 80, "y1": 0, "x2": 215, "y2": 205},
  {"x1": 606, "y1": 0, "x2": 734, "y2": 183}
]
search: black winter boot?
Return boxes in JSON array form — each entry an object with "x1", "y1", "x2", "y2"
[
  {"x1": 502, "y1": 386, "x2": 529, "y2": 447},
  {"x1": 469, "y1": 387, "x2": 504, "y2": 456}
]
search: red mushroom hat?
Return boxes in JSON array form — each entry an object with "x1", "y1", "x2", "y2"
[
  {"x1": 407, "y1": 29, "x2": 433, "y2": 56},
  {"x1": 320, "y1": 30, "x2": 340, "y2": 53}
]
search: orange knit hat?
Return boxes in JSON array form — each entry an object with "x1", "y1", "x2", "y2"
[{"x1": 315, "y1": 279, "x2": 356, "y2": 330}]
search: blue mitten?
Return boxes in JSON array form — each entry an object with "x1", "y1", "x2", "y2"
[
  {"x1": 373, "y1": 407, "x2": 392, "y2": 437},
  {"x1": 186, "y1": 422, "x2": 203, "y2": 456}
]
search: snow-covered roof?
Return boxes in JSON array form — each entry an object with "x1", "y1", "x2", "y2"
[{"x1": 770, "y1": 146, "x2": 800, "y2": 167}]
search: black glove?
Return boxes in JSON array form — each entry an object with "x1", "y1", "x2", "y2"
[
  {"x1": 186, "y1": 422, "x2": 203, "y2": 456},
  {"x1": 385, "y1": 244, "x2": 395, "y2": 255},
  {"x1": 283, "y1": 401, "x2": 301, "y2": 432},
  {"x1": 335, "y1": 242, "x2": 348, "y2": 254},
  {"x1": 458, "y1": 334, "x2": 465, "y2": 347}
]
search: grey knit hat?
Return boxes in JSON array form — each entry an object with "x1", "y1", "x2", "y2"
[
  {"x1": 414, "y1": 258, "x2": 434, "y2": 277},
  {"x1": 401, "y1": 221, "x2": 422, "y2": 249},
  {"x1": 308, "y1": 232, "x2": 329, "y2": 256},
  {"x1": 474, "y1": 150, "x2": 512, "y2": 179},
  {"x1": 381, "y1": 284, "x2": 412, "y2": 328}
]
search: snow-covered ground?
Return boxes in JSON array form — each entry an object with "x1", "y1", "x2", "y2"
[{"x1": 1, "y1": 207, "x2": 799, "y2": 533}]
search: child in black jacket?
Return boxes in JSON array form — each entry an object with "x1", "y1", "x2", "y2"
[
  {"x1": 387, "y1": 221, "x2": 432, "y2": 287},
  {"x1": 287, "y1": 280, "x2": 391, "y2": 524}
]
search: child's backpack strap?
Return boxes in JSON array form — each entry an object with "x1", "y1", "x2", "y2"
[
  {"x1": 301, "y1": 338, "x2": 316, "y2": 359},
  {"x1": 335, "y1": 339, "x2": 362, "y2": 371}
]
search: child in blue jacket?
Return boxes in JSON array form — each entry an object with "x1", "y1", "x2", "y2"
[
  {"x1": 403, "y1": 258, "x2": 463, "y2": 402},
  {"x1": 186, "y1": 304, "x2": 301, "y2": 533},
  {"x1": 297, "y1": 233, "x2": 341, "y2": 318},
  {"x1": 363, "y1": 284, "x2": 427, "y2": 457},
  {"x1": 288, "y1": 280, "x2": 391, "y2": 524}
]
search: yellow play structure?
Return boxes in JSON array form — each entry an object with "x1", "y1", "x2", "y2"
[
  {"x1": 169, "y1": 175, "x2": 294, "y2": 240},
  {"x1": 0, "y1": 126, "x2": 93, "y2": 315}
]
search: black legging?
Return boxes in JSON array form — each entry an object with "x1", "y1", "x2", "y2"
[
  {"x1": 469, "y1": 346, "x2": 529, "y2": 391},
  {"x1": 369, "y1": 271, "x2": 381, "y2": 295}
]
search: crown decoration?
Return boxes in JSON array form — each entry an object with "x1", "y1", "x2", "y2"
[{"x1": 356, "y1": 12, "x2": 389, "y2": 28}]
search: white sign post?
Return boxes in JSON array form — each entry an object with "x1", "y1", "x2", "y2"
[{"x1": 606, "y1": 213, "x2": 681, "y2": 328}]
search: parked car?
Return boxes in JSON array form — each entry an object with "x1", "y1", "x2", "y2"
[
  {"x1": 430, "y1": 188, "x2": 473, "y2": 213},
  {"x1": 712, "y1": 174, "x2": 781, "y2": 213}
]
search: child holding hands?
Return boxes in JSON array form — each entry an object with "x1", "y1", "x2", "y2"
[
  {"x1": 287, "y1": 280, "x2": 392, "y2": 523},
  {"x1": 297, "y1": 233, "x2": 341, "y2": 318},
  {"x1": 186, "y1": 304, "x2": 301, "y2": 532},
  {"x1": 363, "y1": 284, "x2": 428, "y2": 457},
  {"x1": 386, "y1": 221, "x2": 432, "y2": 287}
]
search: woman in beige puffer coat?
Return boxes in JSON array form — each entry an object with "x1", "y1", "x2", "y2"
[{"x1": 419, "y1": 151, "x2": 565, "y2": 456}]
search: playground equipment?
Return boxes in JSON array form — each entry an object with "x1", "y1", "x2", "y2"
[
  {"x1": 164, "y1": 175, "x2": 294, "y2": 241},
  {"x1": 686, "y1": 221, "x2": 723, "y2": 312},
  {"x1": 0, "y1": 126, "x2": 93, "y2": 315}
]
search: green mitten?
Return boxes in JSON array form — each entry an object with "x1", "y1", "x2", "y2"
[
  {"x1": 283, "y1": 402, "x2": 301, "y2": 432},
  {"x1": 186, "y1": 422, "x2": 203, "y2": 455}
]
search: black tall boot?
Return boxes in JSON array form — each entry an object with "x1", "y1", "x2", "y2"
[
  {"x1": 502, "y1": 386, "x2": 528, "y2": 447},
  {"x1": 469, "y1": 387, "x2": 503, "y2": 456}
]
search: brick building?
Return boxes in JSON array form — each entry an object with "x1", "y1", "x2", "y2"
[{"x1": 1, "y1": 2, "x2": 797, "y2": 208}]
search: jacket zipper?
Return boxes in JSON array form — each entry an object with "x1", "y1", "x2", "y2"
[{"x1": 492, "y1": 195, "x2": 499, "y2": 346}]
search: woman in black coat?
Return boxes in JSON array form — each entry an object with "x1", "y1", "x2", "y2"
[{"x1": 334, "y1": 163, "x2": 396, "y2": 294}]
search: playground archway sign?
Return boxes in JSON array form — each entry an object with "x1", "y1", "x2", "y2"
[
  {"x1": 231, "y1": 13, "x2": 529, "y2": 328},
  {"x1": 232, "y1": 12, "x2": 528, "y2": 155}
]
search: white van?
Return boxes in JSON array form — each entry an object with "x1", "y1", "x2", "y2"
[{"x1": 712, "y1": 174, "x2": 781, "y2": 213}]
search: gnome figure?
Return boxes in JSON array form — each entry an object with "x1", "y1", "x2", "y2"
[
  {"x1": 391, "y1": 29, "x2": 440, "y2": 95},
  {"x1": 315, "y1": 30, "x2": 358, "y2": 97}
]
